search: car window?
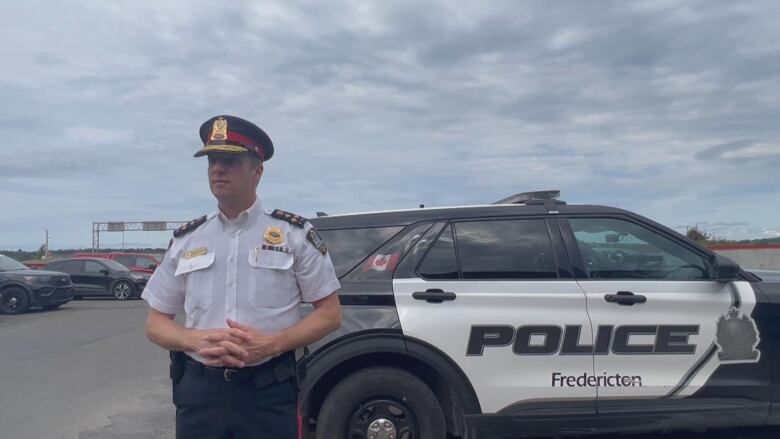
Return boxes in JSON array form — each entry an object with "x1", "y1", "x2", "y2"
[
  {"x1": 135, "y1": 257, "x2": 158, "y2": 269},
  {"x1": 85, "y1": 260, "x2": 106, "y2": 274},
  {"x1": 54, "y1": 260, "x2": 83, "y2": 273},
  {"x1": 0, "y1": 254, "x2": 27, "y2": 271},
  {"x1": 114, "y1": 255, "x2": 136, "y2": 267},
  {"x1": 568, "y1": 217, "x2": 710, "y2": 280},
  {"x1": 418, "y1": 225, "x2": 459, "y2": 279},
  {"x1": 346, "y1": 223, "x2": 433, "y2": 281},
  {"x1": 455, "y1": 219, "x2": 558, "y2": 279},
  {"x1": 318, "y1": 227, "x2": 403, "y2": 277},
  {"x1": 102, "y1": 259, "x2": 131, "y2": 272}
]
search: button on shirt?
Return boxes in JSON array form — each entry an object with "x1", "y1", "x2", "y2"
[{"x1": 141, "y1": 200, "x2": 340, "y2": 365}]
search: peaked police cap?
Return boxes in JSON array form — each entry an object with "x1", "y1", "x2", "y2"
[{"x1": 194, "y1": 115, "x2": 274, "y2": 161}]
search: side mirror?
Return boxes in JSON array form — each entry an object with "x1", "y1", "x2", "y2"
[
  {"x1": 713, "y1": 253, "x2": 740, "y2": 282},
  {"x1": 100, "y1": 269, "x2": 110, "y2": 275}
]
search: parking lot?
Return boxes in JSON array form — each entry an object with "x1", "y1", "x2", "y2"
[
  {"x1": 0, "y1": 300, "x2": 773, "y2": 439},
  {"x1": 0, "y1": 300, "x2": 174, "y2": 439}
]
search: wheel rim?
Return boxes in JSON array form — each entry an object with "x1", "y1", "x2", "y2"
[
  {"x1": 346, "y1": 398, "x2": 419, "y2": 439},
  {"x1": 114, "y1": 283, "x2": 131, "y2": 300},
  {"x1": 2, "y1": 292, "x2": 21, "y2": 311}
]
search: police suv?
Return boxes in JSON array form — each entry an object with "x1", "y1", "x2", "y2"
[{"x1": 298, "y1": 192, "x2": 779, "y2": 439}]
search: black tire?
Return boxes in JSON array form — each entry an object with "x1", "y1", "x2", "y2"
[
  {"x1": 112, "y1": 281, "x2": 134, "y2": 300},
  {"x1": 42, "y1": 304, "x2": 62, "y2": 311},
  {"x1": 316, "y1": 367, "x2": 446, "y2": 439},
  {"x1": 1, "y1": 287, "x2": 31, "y2": 314}
]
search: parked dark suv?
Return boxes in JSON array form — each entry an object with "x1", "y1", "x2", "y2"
[
  {"x1": 46, "y1": 258, "x2": 149, "y2": 300},
  {"x1": 0, "y1": 254, "x2": 73, "y2": 314}
]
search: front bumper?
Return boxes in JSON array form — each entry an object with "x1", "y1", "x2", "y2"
[{"x1": 31, "y1": 285, "x2": 74, "y2": 307}]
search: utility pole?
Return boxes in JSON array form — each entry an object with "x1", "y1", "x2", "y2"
[{"x1": 44, "y1": 229, "x2": 50, "y2": 260}]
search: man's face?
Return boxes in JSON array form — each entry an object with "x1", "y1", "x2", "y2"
[{"x1": 207, "y1": 153, "x2": 263, "y2": 203}]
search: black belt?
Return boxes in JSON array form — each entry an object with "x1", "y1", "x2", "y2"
[{"x1": 183, "y1": 351, "x2": 295, "y2": 386}]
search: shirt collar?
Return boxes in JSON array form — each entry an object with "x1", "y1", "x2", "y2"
[{"x1": 217, "y1": 198, "x2": 263, "y2": 230}]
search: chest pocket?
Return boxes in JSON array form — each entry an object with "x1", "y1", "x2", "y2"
[
  {"x1": 248, "y1": 248, "x2": 296, "y2": 307},
  {"x1": 175, "y1": 252, "x2": 215, "y2": 312}
]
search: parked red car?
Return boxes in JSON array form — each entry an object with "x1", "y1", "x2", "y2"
[
  {"x1": 21, "y1": 260, "x2": 48, "y2": 270},
  {"x1": 72, "y1": 252, "x2": 160, "y2": 274}
]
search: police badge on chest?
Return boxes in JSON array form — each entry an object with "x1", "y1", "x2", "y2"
[{"x1": 251, "y1": 226, "x2": 293, "y2": 266}]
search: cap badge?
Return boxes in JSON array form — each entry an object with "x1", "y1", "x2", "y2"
[
  {"x1": 210, "y1": 117, "x2": 228, "y2": 141},
  {"x1": 264, "y1": 226, "x2": 284, "y2": 245}
]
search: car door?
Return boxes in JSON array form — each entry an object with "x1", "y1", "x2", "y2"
[
  {"x1": 55, "y1": 260, "x2": 91, "y2": 295},
  {"x1": 83, "y1": 260, "x2": 113, "y2": 295},
  {"x1": 560, "y1": 216, "x2": 771, "y2": 427},
  {"x1": 393, "y1": 218, "x2": 596, "y2": 416}
]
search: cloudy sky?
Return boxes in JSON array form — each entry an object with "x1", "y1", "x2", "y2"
[{"x1": 1, "y1": 0, "x2": 778, "y2": 250}]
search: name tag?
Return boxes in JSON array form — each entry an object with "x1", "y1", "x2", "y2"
[{"x1": 184, "y1": 247, "x2": 208, "y2": 259}]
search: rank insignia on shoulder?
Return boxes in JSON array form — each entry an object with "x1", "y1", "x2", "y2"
[
  {"x1": 306, "y1": 228, "x2": 328, "y2": 255},
  {"x1": 264, "y1": 226, "x2": 284, "y2": 245},
  {"x1": 271, "y1": 209, "x2": 306, "y2": 228},
  {"x1": 173, "y1": 215, "x2": 208, "y2": 238}
]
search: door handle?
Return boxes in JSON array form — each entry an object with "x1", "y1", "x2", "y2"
[
  {"x1": 604, "y1": 291, "x2": 646, "y2": 306},
  {"x1": 412, "y1": 289, "x2": 457, "y2": 303}
]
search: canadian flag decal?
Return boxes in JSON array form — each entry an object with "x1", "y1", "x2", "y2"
[{"x1": 363, "y1": 252, "x2": 400, "y2": 272}]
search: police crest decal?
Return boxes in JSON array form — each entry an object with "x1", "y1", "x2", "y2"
[{"x1": 715, "y1": 307, "x2": 761, "y2": 363}]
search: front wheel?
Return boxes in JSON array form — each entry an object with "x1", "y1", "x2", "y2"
[
  {"x1": 1, "y1": 287, "x2": 31, "y2": 314},
  {"x1": 112, "y1": 281, "x2": 134, "y2": 300},
  {"x1": 316, "y1": 367, "x2": 446, "y2": 439}
]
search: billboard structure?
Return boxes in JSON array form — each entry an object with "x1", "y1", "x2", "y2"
[{"x1": 91, "y1": 221, "x2": 188, "y2": 251}]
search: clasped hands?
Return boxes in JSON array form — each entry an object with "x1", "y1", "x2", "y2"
[{"x1": 188, "y1": 319, "x2": 280, "y2": 368}]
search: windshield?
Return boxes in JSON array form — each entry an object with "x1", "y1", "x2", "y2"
[
  {"x1": 0, "y1": 254, "x2": 28, "y2": 271},
  {"x1": 101, "y1": 259, "x2": 131, "y2": 272}
]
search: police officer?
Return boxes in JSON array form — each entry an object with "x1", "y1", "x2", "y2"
[{"x1": 142, "y1": 115, "x2": 342, "y2": 439}]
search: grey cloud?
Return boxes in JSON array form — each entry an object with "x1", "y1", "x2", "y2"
[
  {"x1": 695, "y1": 139, "x2": 755, "y2": 160},
  {"x1": 1, "y1": 0, "x2": 780, "y2": 248}
]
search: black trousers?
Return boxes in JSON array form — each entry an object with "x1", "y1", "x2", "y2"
[{"x1": 172, "y1": 353, "x2": 299, "y2": 439}]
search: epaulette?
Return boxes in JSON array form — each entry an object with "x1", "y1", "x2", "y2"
[
  {"x1": 173, "y1": 215, "x2": 208, "y2": 238},
  {"x1": 270, "y1": 209, "x2": 307, "y2": 228}
]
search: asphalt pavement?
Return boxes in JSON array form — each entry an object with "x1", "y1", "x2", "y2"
[
  {"x1": 0, "y1": 299, "x2": 174, "y2": 439},
  {"x1": 0, "y1": 300, "x2": 775, "y2": 439}
]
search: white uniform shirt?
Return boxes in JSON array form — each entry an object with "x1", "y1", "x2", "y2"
[{"x1": 141, "y1": 200, "x2": 340, "y2": 365}]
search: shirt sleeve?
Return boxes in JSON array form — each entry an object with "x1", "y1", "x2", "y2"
[
  {"x1": 141, "y1": 244, "x2": 186, "y2": 315},
  {"x1": 294, "y1": 223, "x2": 341, "y2": 303}
]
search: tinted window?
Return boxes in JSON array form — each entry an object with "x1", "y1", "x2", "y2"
[
  {"x1": 569, "y1": 218, "x2": 710, "y2": 280},
  {"x1": 418, "y1": 225, "x2": 458, "y2": 279},
  {"x1": 85, "y1": 260, "x2": 106, "y2": 274},
  {"x1": 114, "y1": 255, "x2": 135, "y2": 267},
  {"x1": 394, "y1": 222, "x2": 446, "y2": 278},
  {"x1": 318, "y1": 227, "x2": 403, "y2": 277},
  {"x1": 455, "y1": 219, "x2": 557, "y2": 279},
  {"x1": 56, "y1": 260, "x2": 83, "y2": 273},
  {"x1": 0, "y1": 254, "x2": 27, "y2": 271},
  {"x1": 102, "y1": 259, "x2": 130, "y2": 272},
  {"x1": 347, "y1": 223, "x2": 433, "y2": 282},
  {"x1": 135, "y1": 257, "x2": 158, "y2": 269}
]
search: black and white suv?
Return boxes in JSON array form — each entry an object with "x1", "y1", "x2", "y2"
[{"x1": 298, "y1": 192, "x2": 779, "y2": 439}]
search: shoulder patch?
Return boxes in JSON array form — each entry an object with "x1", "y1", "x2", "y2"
[
  {"x1": 173, "y1": 215, "x2": 208, "y2": 238},
  {"x1": 271, "y1": 209, "x2": 307, "y2": 228},
  {"x1": 306, "y1": 228, "x2": 328, "y2": 255}
]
